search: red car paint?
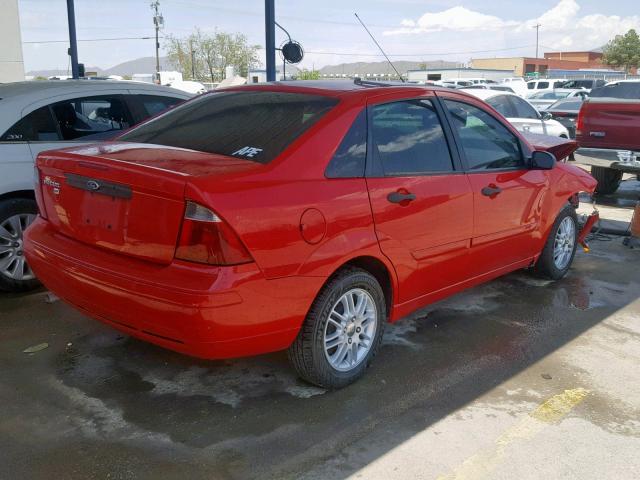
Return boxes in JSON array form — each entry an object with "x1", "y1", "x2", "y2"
[
  {"x1": 577, "y1": 97, "x2": 640, "y2": 150},
  {"x1": 24, "y1": 83, "x2": 597, "y2": 359}
]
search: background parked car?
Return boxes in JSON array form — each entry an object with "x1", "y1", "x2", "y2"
[
  {"x1": 527, "y1": 89, "x2": 589, "y2": 111},
  {"x1": 166, "y1": 80, "x2": 208, "y2": 94},
  {"x1": 560, "y1": 79, "x2": 605, "y2": 91},
  {"x1": 462, "y1": 84, "x2": 516, "y2": 93},
  {"x1": 461, "y1": 89, "x2": 570, "y2": 138},
  {"x1": 526, "y1": 79, "x2": 567, "y2": 96},
  {"x1": 0, "y1": 80, "x2": 192, "y2": 291},
  {"x1": 500, "y1": 77, "x2": 528, "y2": 97},
  {"x1": 545, "y1": 97, "x2": 585, "y2": 138}
]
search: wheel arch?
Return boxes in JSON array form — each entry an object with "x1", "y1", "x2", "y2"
[
  {"x1": 0, "y1": 190, "x2": 36, "y2": 203},
  {"x1": 311, "y1": 255, "x2": 396, "y2": 321}
]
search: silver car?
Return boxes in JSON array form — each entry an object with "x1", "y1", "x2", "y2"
[
  {"x1": 461, "y1": 89, "x2": 571, "y2": 138},
  {"x1": 0, "y1": 80, "x2": 192, "y2": 291},
  {"x1": 527, "y1": 89, "x2": 589, "y2": 111}
]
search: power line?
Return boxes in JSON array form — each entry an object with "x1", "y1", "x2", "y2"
[{"x1": 23, "y1": 36, "x2": 158, "y2": 44}]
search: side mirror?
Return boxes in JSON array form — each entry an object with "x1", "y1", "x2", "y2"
[
  {"x1": 531, "y1": 151, "x2": 556, "y2": 170},
  {"x1": 541, "y1": 111, "x2": 553, "y2": 121}
]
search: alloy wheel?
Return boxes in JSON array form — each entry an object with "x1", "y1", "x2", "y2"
[
  {"x1": 324, "y1": 288, "x2": 378, "y2": 372},
  {"x1": 553, "y1": 216, "x2": 575, "y2": 270},
  {"x1": 0, "y1": 213, "x2": 36, "y2": 281}
]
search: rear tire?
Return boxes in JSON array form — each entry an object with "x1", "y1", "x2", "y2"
[
  {"x1": 591, "y1": 166, "x2": 622, "y2": 195},
  {"x1": 288, "y1": 267, "x2": 386, "y2": 389},
  {"x1": 533, "y1": 204, "x2": 578, "y2": 280},
  {"x1": 0, "y1": 198, "x2": 40, "y2": 292}
]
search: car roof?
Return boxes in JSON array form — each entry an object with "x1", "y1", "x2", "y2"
[
  {"x1": 459, "y1": 88, "x2": 519, "y2": 100},
  {"x1": 0, "y1": 80, "x2": 191, "y2": 104},
  {"x1": 221, "y1": 79, "x2": 454, "y2": 100}
]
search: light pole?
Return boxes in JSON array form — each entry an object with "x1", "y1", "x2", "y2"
[
  {"x1": 151, "y1": 1, "x2": 164, "y2": 78},
  {"x1": 265, "y1": 0, "x2": 276, "y2": 81},
  {"x1": 66, "y1": 0, "x2": 79, "y2": 79}
]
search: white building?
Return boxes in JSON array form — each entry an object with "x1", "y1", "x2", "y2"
[
  {"x1": 407, "y1": 68, "x2": 514, "y2": 83},
  {"x1": 0, "y1": 0, "x2": 25, "y2": 82}
]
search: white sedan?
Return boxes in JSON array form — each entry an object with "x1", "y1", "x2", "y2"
[
  {"x1": 460, "y1": 89, "x2": 571, "y2": 138},
  {"x1": 0, "y1": 80, "x2": 192, "y2": 291}
]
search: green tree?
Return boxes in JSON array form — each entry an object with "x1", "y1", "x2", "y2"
[
  {"x1": 297, "y1": 69, "x2": 320, "y2": 80},
  {"x1": 603, "y1": 29, "x2": 640, "y2": 73},
  {"x1": 166, "y1": 29, "x2": 260, "y2": 83}
]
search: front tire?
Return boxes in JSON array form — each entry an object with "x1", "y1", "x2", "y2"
[
  {"x1": 0, "y1": 198, "x2": 40, "y2": 292},
  {"x1": 288, "y1": 267, "x2": 386, "y2": 389},
  {"x1": 534, "y1": 204, "x2": 578, "y2": 280},
  {"x1": 591, "y1": 166, "x2": 622, "y2": 195}
]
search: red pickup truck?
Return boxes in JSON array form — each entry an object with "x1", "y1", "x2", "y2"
[{"x1": 575, "y1": 81, "x2": 640, "y2": 194}]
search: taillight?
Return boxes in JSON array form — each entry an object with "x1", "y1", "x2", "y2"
[
  {"x1": 33, "y1": 167, "x2": 47, "y2": 220},
  {"x1": 175, "y1": 201, "x2": 253, "y2": 266},
  {"x1": 575, "y1": 106, "x2": 585, "y2": 136}
]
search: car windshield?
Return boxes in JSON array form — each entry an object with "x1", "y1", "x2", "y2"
[
  {"x1": 548, "y1": 99, "x2": 583, "y2": 111},
  {"x1": 119, "y1": 91, "x2": 338, "y2": 164}
]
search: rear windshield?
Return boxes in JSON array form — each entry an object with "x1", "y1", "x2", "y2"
[
  {"x1": 119, "y1": 91, "x2": 338, "y2": 163},
  {"x1": 549, "y1": 99, "x2": 583, "y2": 111},
  {"x1": 589, "y1": 83, "x2": 640, "y2": 100}
]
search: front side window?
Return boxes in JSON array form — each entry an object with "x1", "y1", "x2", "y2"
[
  {"x1": 325, "y1": 109, "x2": 367, "y2": 178},
  {"x1": 0, "y1": 106, "x2": 59, "y2": 142},
  {"x1": 371, "y1": 99, "x2": 453, "y2": 176},
  {"x1": 51, "y1": 96, "x2": 131, "y2": 140},
  {"x1": 509, "y1": 97, "x2": 540, "y2": 120},
  {"x1": 444, "y1": 100, "x2": 523, "y2": 171},
  {"x1": 120, "y1": 91, "x2": 338, "y2": 164}
]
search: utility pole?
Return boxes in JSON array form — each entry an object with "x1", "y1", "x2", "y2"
[
  {"x1": 533, "y1": 23, "x2": 541, "y2": 59},
  {"x1": 265, "y1": 0, "x2": 276, "y2": 81},
  {"x1": 190, "y1": 39, "x2": 196, "y2": 80},
  {"x1": 66, "y1": 0, "x2": 79, "y2": 79},
  {"x1": 151, "y1": 1, "x2": 164, "y2": 79}
]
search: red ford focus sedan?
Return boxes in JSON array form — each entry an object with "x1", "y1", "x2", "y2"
[{"x1": 24, "y1": 81, "x2": 598, "y2": 388}]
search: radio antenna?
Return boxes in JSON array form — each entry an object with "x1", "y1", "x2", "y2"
[{"x1": 354, "y1": 13, "x2": 405, "y2": 82}]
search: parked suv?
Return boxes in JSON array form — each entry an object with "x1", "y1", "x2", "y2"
[
  {"x1": 0, "y1": 80, "x2": 191, "y2": 291},
  {"x1": 25, "y1": 82, "x2": 598, "y2": 388}
]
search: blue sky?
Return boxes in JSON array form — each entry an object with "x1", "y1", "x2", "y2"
[{"x1": 18, "y1": 0, "x2": 640, "y2": 72}]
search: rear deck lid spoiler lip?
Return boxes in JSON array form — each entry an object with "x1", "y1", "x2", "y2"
[{"x1": 522, "y1": 132, "x2": 578, "y2": 161}]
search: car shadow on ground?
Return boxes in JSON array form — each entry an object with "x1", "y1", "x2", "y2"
[{"x1": 1, "y1": 241, "x2": 639, "y2": 480}]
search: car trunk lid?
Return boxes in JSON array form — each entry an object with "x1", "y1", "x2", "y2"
[{"x1": 36, "y1": 142, "x2": 258, "y2": 264}]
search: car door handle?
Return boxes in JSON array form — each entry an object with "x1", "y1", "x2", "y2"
[
  {"x1": 387, "y1": 191, "x2": 416, "y2": 204},
  {"x1": 481, "y1": 185, "x2": 502, "y2": 197}
]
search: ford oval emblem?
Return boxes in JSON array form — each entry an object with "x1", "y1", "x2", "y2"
[{"x1": 86, "y1": 180, "x2": 100, "y2": 191}]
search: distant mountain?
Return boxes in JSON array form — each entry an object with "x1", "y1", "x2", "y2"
[
  {"x1": 27, "y1": 56, "x2": 174, "y2": 78},
  {"x1": 318, "y1": 60, "x2": 461, "y2": 76},
  {"x1": 27, "y1": 57, "x2": 459, "y2": 79}
]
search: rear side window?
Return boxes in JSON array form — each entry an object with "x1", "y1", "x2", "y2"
[
  {"x1": 137, "y1": 95, "x2": 183, "y2": 117},
  {"x1": 444, "y1": 100, "x2": 523, "y2": 170},
  {"x1": 0, "y1": 106, "x2": 60, "y2": 142},
  {"x1": 371, "y1": 99, "x2": 453, "y2": 176},
  {"x1": 485, "y1": 95, "x2": 515, "y2": 118},
  {"x1": 120, "y1": 92, "x2": 338, "y2": 164},
  {"x1": 509, "y1": 96, "x2": 539, "y2": 120},
  {"x1": 537, "y1": 82, "x2": 549, "y2": 89},
  {"x1": 325, "y1": 109, "x2": 367, "y2": 178}
]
